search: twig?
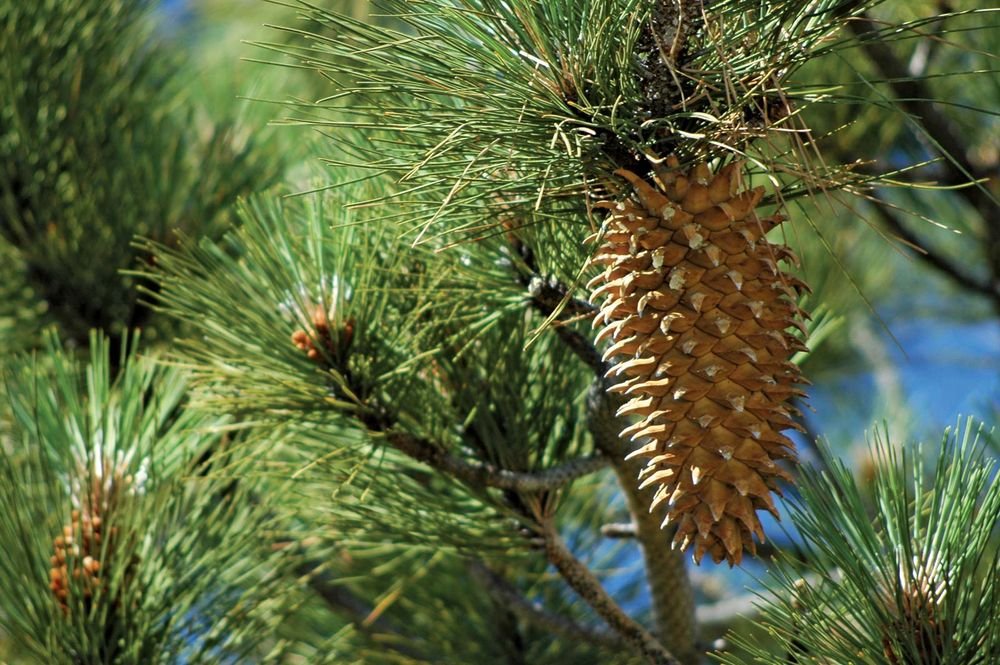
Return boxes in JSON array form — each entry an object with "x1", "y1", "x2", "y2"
[
  {"x1": 540, "y1": 519, "x2": 682, "y2": 665},
  {"x1": 601, "y1": 522, "x2": 639, "y2": 539},
  {"x1": 468, "y1": 561, "x2": 627, "y2": 652},
  {"x1": 696, "y1": 592, "x2": 768, "y2": 632},
  {"x1": 849, "y1": 13, "x2": 1000, "y2": 312},
  {"x1": 849, "y1": 14, "x2": 993, "y2": 204},
  {"x1": 551, "y1": 324, "x2": 606, "y2": 377},
  {"x1": 507, "y1": 233, "x2": 607, "y2": 376},
  {"x1": 532, "y1": 307, "x2": 607, "y2": 377},
  {"x1": 868, "y1": 195, "x2": 998, "y2": 302},
  {"x1": 296, "y1": 559, "x2": 426, "y2": 660},
  {"x1": 525, "y1": 272, "x2": 606, "y2": 376},
  {"x1": 526, "y1": 273, "x2": 596, "y2": 318},
  {"x1": 905, "y1": 1, "x2": 953, "y2": 77},
  {"x1": 848, "y1": 314, "x2": 910, "y2": 444},
  {"x1": 792, "y1": 398, "x2": 832, "y2": 480},
  {"x1": 601, "y1": 521, "x2": 801, "y2": 564},
  {"x1": 588, "y1": 386, "x2": 699, "y2": 664},
  {"x1": 387, "y1": 431, "x2": 609, "y2": 492},
  {"x1": 604, "y1": 521, "x2": 783, "y2": 554}
]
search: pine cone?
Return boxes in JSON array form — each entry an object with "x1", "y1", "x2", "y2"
[{"x1": 587, "y1": 157, "x2": 809, "y2": 565}]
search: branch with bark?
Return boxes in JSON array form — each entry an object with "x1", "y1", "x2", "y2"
[
  {"x1": 468, "y1": 560, "x2": 627, "y2": 651},
  {"x1": 587, "y1": 385, "x2": 700, "y2": 664},
  {"x1": 540, "y1": 519, "x2": 682, "y2": 665},
  {"x1": 386, "y1": 431, "x2": 608, "y2": 493},
  {"x1": 849, "y1": 13, "x2": 1000, "y2": 312}
]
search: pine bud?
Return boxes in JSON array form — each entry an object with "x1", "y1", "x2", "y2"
[{"x1": 882, "y1": 557, "x2": 950, "y2": 664}]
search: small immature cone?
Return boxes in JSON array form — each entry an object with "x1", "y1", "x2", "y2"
[{"x1": 587, "y1": 157, "x2": 809, "y2": 565}]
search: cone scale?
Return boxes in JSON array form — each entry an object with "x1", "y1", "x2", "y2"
[{"x1": 587, "y1": 157, "x2": 809, "y2": 565}]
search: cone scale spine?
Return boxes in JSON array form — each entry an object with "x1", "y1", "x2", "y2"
[{"x1": 587, "y1": 157, "x2": 809, "y2": 566}]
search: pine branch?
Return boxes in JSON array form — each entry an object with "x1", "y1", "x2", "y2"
[
  {"x1": 467, "y1": 561, "x2": 626, "y2": 652},
  {"x1": 587, "y1": 385, "x2": 699, "y2": 665},
  {"x1": 526, "y1": 275, "x2": 606, "y2": 377},
  {"x1": 718, "y1": 420, "x2": 1000, "y2": 665},
  {"x1": 868, "y1": 194, "x2": 1000, "y2": 304},
  {"x1": 848, "y1": 12, "x2": 1000, "y2": 311},
  {"x1": 540, "y1": 519, "x2": 681, "y2": 665},
  {"x1": 386, "y1": 432, "x2": 608, "y2": 493},
  {"x1": 513, "y1": 236, "x2": 697, "y2": 660},
  {"x1": 296, "y1": 559, "x2": 427, "y2": 661},
  {"x1": 0, "y1": 333, "x2": 287, "y2": 661},
  {"x1": 0, "y1": 1, "x2": 280, "y2": 348},
  {"x1": 508, "y1": 233, "x2": 695, "y2": 662}
]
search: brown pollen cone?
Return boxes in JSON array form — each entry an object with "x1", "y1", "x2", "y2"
[
  {"x1": 292, "y1": 303, "x2": 355, "y2": 365},
  {"x1": 49, "y1": 466, "x2": 137, "y2": 615},
  {"x1": 50, "y1": 508, "x2": 106, "y2": 613},
  {"x1": 587, "y1": 157, "x2": 810, "y2": 566}
]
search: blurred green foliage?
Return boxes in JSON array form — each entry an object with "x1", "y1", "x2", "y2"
[
  {"x1": 0, "y1": 333, "x2": 295, "y2": 663},
  {"x1": 0, "y1": 0, "x2": 286, "y2": 348}
]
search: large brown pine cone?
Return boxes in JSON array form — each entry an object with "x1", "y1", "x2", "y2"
[{"x1": 587, "y1": 156, "x2": 809, "y2": 565}]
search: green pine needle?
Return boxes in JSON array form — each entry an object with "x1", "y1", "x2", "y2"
[
  {"x1": 0, "y1": 331, "x2": 293, "y2": 663},
  {"x1": 718, "y1": 418, "x2": 1000, "y2": 664}
]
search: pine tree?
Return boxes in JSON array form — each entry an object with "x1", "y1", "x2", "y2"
[{"x1": 1, "y1": 1, "x2": 997, "y2": 664}]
